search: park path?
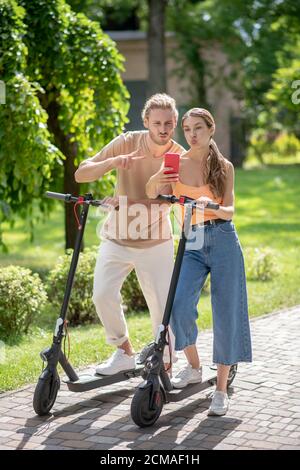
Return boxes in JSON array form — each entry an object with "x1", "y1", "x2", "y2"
[{"x1": 0, "y1": 305, "x2": 299, "y2": 450}]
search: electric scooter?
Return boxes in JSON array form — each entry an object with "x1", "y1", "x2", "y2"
[
  {"x1": 130, "y1": 195, "x2": 238, "y2": 427},
  {"x1": 33, "y1": 191, "x2": 151, "y2": 416}
]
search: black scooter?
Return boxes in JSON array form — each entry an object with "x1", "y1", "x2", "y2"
[
  {"x1": 130, "y1": 195, "x2": 237, "y2": 427},
  {"x1": 33, "y1": 191, "x2": 150, "y2": 416}
]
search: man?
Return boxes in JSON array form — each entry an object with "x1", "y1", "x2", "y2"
[{"x1": 75, "y1": 93, "x2": 184, "y2": 375}]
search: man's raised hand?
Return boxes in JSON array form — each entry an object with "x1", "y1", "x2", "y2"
[{"x1": 114, "y1": 149, "x2": 146, "y2": 170}]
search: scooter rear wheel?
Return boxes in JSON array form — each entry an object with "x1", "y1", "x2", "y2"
[
  {"x1": 33, "y1": 370, "x2": 60, "y2": 416},
  {"x1": 131, "y1": 387, "x2": 163, "y2": 427}
]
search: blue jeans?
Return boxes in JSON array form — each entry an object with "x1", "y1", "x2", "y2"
[{"x1": 170, "y1": 220, "x2": 252, "y2": 365}]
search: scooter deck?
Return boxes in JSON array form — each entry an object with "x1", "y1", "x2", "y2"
[
  {"x1": 165, "y1": 365, "x2": 217, "y2": 403},
  {"x1": 65, "y1": 364, "x2": 144, "y2": 392}
]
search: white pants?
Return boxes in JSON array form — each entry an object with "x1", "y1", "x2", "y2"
[{"x1": 92, "y1": 239, "x2": 176, "y2": 362}]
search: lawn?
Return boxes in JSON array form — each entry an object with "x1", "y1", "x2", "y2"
[{"x1": 0, "y1": 163, "x2": 300, "y2": 392}]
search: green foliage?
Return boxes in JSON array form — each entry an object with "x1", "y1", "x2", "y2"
[
  {"x1": 248, "y1": 128, "x2": 300, "y2": 165},
  {"x1": 20, "y1": 0, "x2": 129, "y2": 159},
  {"x1": 0, "y1": 0, "x2": 27, "y2": 75},
  {"x1": 0, "y1": 75, "x2": 63, "y2": 211},
  {"x1": 0, "y1": 1, "x2": 63, "y2": 239},
  {"x1": 67, "y1": 0, "x2": 144, "y2": 28},
  {"x1": 265, "y1": 48, "x2": 300, "y2": 139},
  {"x1": 0, "y1": 0, "x2": 129, "y2": 246},
  {"x1": 0, "y1": 265, "x2": 47, "y2": 338},
  {"x1": 273, "y1": 133, "x2": 300, "y2": 159},
  {"x1": 244, "y1": 247, "x2": 277, "y2": 282},
  {"x1": 168, "y1": 0, "x2": 300, "y2": 140}
]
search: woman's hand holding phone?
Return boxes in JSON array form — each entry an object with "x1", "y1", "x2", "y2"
[
  {"x1": 164, "y1": 153, "x2": 180, "y2": 175},
  {"x1": 151, "y1": 161, "x2": 179, "y2": 186},
  {"x1": 146, "y1": 153, "x2": 180, "y2": 198}
]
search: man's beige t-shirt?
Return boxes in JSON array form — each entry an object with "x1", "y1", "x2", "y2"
[{"x1": 89, "y1": 130, "x2": 185, "y2": 248}]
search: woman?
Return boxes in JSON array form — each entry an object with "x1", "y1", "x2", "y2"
[{"x1": 146, "y1": 108, "x2": 252, "y2": 416}]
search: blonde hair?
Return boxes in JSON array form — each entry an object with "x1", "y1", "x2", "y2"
[
  {"x1": 142, "y1": 93, "x2": 178, "y2": 121},
  {"x1": 181, "y1": 107, "x2": 228, "y2": 198}
]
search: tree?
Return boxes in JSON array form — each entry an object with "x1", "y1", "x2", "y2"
[
  {"x1": 0, "y1": 0, "x2": 129, "y2": 249},
  {"x1": 146, "y1": 0, "x2": 168, "y2": 97},
  {"x1": 67, "y1": 0, "x2": 141, "y2": 29},
  {"x1": 65, "y1": 0, "x2": 300, "y2": 167},
  {"x1": 167, "y1": 0, "x2": 209, "y2": 107},
  {"x1": 67, "y1": 0, "x2": 169, "y2": 96},
  {"x1": 168, "y1": 0, "x2": 300, "y2": 166},
  {"x1": 0, "y1": 0, "x2": 63, "y2": 248},
  {"x1": 266, "y1": 43, "x2": 300, "y2": 140}
]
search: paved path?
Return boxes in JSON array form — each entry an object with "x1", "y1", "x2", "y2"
[{"x1": 0, "y1": 306, "x2": 299, "y2": 450}]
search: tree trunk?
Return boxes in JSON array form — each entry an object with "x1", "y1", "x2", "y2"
[
  {"x1": 230, "y1": 116, "x2": 247, "y2": 168},
  {"x1": 42, "y1": 94, "x2": 81, "y2": 250},
  {"x1": 147, "y1": 0, "x2": 168, "y2": 97}
]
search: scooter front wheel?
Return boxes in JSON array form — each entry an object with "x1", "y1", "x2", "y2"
[
  {"x1": 131, "y1": 386, "x2": 163, "y2": 427},
  {"x1": 33, "y1": 370, "x2": 60, "y2": 416}
]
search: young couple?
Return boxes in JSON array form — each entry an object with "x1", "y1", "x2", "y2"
[{"x1": 75, "y1": 93, "x2": 252, "y2": 416}]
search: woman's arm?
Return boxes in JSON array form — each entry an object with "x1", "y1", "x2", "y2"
[{"x1": 145, "y1": 164, "x2": 179, "y2": 199}]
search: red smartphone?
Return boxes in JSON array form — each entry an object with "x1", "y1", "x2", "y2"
[{"x1": 164, "y1": 152, "x2": 180, "y2": 174}]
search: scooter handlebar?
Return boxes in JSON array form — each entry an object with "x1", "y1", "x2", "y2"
[
  {"x1": 46, "y1": 191, "x2": 73, "y2": 202},
  {"x1": 45, "y1": 191, "x2": 119, "y2": 210},
  {"x1": 157, "y1": 194, "x2": 219, "y2": 210},
  {"x1": 156, "y1": 195, "x2": 178, "y2": 204},
  {"x1": 206, "y1": 202, "x2": 220, "y2": 210}
]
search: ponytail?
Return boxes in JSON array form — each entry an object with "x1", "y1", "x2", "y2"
[{"x1": 206, "y1": 138, "x2": 227, "y2": 198}]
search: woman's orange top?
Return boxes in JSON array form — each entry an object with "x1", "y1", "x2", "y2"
[{"x1": 173, "y1": 181, "x2": 223, "y2": 226}]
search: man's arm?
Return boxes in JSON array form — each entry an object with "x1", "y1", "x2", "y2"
[
  {"x1": 75, "y1": 134, "x2": 145, "y2": 183},
  {"x1": 75, "y1": 158, "x2": 116, "y2": 183},
  {"x1": 74, "y1": 134, "x2": 126, "y2": 183}
]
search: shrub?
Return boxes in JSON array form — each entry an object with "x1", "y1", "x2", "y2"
[
  {"x1": 0, "y1": 265, "x2": 47, "y2": 338},
  {"x1": 273, "y1": 132, "x2": 300, "y2": 160},
  {"x1": 175, "y1": 239, "x2": 277, "y2": 287},
  {"x1": 46, "y1": 244, "x2": 148, "y2": 323},
  {"x1": 244, "y1": 247, "x2": 277, "y2": 281},
  {"x1": 46, "y1": 246, "x2": 98, "y2": 325}
]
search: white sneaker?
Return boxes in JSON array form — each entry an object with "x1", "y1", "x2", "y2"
[
  {"x1": 95, "y1": 349, "x2": 136, "y2": 376},
  {"x1": 208, "y1": 390, "x2": 229, "y2": 416},
  {"x1": 171, "y1": 364, "x2": 202, "y2": 389}
]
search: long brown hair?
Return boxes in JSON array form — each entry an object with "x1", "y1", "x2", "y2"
[{"x1": 181, "y1": 108, "x2": 228, "y2": 198}]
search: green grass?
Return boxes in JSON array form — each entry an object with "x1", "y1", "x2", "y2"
[
  {"x1": 0, "y1": 310, "x2": 153, "y2": 392},
  {"x1": 0, "y1": 206, "x2": 102, "y2": 271},
  {"x1": 1, "y1": 163, "x2": 300, "y2": 392}
]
